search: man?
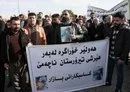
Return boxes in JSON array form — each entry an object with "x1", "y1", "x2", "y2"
[
  {"x1": 19, "y1": 14, "x2": 28, "y2": 28},
  {"x1": 86, "y1": 12, "x2": 96, "y2": 29},
  {"x1": 55, "y1": 9, "x2": 85, "y2": 44},
  {"x1": 37, "y1": 12, "x2": 44, "y2": 19},
  {"x1": 25, "y1": 12, "x2": 47, "y2": 45},
  {"x1": 43, "y1": 15, "x2": 50, "y2": 27},
  {"x1": 51, "y1": 13, "x2": 61, "y2": 30},
  {"x1": 88, "y1": 18, "x2": 104, "y2": 41},
  {"x1": 1, "y1": 17, "x2": 30, "y2": 92},
  {"x1": 76, "y1": 18, "x2": 89, "y2": 41},
  {"x1": 37, "y1": 12, "x2": 45, "y2": 27},
  {"x1": 43, "y1": 16, "x2": 54, "y2": 45},
  {"x1": 103, "y1": 15, "x2": 113, "y2": 38},
  {"x1": 106, "y1": 12, "x2": 130, "y2": 92},
  {"x1": 76, "y1": 18, "x2": 88, "y2": 33},
  {"x1": 44, "y1": 14, "x2": 61, "y2": 44},
  {"x1": 50, "y1": 14, "x2": 61, "y2": 44}
]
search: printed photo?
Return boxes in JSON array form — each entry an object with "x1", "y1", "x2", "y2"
[
  {"x1": 60, "y1": 26, "x2": 74, "y2": 42},
  {"x1": 93, "y1": 67, "x2": 103, "y2": 81},
  {"x1": 35, "y1": 75, "x2": 47, "y2": 91}
]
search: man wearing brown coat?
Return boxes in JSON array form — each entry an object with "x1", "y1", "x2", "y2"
[{"x1": 25, "y1": 12, "x2": 47, "y2": 45}]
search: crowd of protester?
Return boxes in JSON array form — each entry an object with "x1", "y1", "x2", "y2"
[{"x1": 0, "y1": 10, "x2": 130, "y2": 92}]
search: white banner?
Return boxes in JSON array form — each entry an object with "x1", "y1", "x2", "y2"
[
  {"x1": 26, "y1": 39, "x2": 109, "y2": 92},
  {"x1": 87, "y1": 0, "x2": 130, "y2": 19}
]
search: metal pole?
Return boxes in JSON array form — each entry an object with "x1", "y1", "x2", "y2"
[
  {"x1": 18, "y1": 0, "x2": 20, "y2": 14},
  {"x1": 128, "y1": 0, "x2": 130, "y2": 19}
]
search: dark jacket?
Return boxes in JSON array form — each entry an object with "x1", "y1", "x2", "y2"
[
  {"x1": 88, "y1": 23, "x2": 105, "y2": 41},
  {"x1": 0, "y1": 29, "x2": 29, "y2": 63},
  {"x1": 44, "y1": 25, "x2": 55, "y2": 45},
  {"x1": 110, "y1": 24, "x2": 130, "y2": 62},
  {"x1": 100, "y1": 23, "x2": 113, "y2": 38}
]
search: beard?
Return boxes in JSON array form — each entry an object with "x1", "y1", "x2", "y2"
[
  {"x1": 61, "y1": 17, "x2": 69, "y2": 23},
  {"x1": 114, "y1": 23, "x2": 121, "y2": 29},
  {"x1": 12, "y1": 27, "x2": 20, "y2": 33}
]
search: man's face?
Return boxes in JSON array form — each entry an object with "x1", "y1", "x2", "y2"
[
  {"x1": 7, "y1": 22, "x2": 11, "y2": 28},
  {"x1": 113, "y1": 17, "x2": 123, "y2": 27},
  {"x1": 106, "y1": 16, "x2": 113, "y2": 24},
  {"x1": 61, "y1": 11, "x2": 71, "y2": 22},
  {"x1": 78, "y1": 19, "x2": 83, "y2": 26},
  {"x1": 45, "y1": 17, "x2": 52, "y2": 26},
  {"x1": 11, "y1": 20, "x2": 20, "y2": 32},
  {"x1": 19, "y1": 15, "x2": 24, "y2": 21},
  {"x1": 52, "y1": 17, "x2": 60, "y2": 24},
  {"x1": 90, "y1": 14, "x2": 95, "y2": 19},
  {"x1": 28, "y1": 15, "x2": 36, "y2": 26},
  {"x1": 39, "y1": 13, "x2": 43, "y2": 18}
]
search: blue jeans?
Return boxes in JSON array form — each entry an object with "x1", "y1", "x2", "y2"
[{"x1": 106, "y1": 57, "x2": 124, "y2": 90}]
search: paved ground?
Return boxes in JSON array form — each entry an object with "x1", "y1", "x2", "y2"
[
  {"x1": 76, "y1": 62, "x2": 130, "y2": 92},
  {"x1": 5, "y1": 62, "x2": 130, "y2": 92}
]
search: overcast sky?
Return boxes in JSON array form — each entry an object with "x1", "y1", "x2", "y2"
[{"x1": 0, "y1": 0, "x2": 123, "y2": 18}]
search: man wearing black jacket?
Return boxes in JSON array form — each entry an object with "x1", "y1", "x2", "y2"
[
  {"x1": 1, "y1": 17, "x2": 30, "y2": 92},
  {"x1": 55, "y1": 10, "x2": 85, "y2": 44},
  {"x1": 106, "y1": 12, "x2": 130, "y2": 92}
]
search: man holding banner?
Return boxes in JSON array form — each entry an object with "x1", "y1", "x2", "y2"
[{"x1": 106, "y1": 12, "x2": 130, "y2": 92}]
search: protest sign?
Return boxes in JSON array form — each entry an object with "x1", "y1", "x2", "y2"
[{"x1": 26, "y1": 39, "x2": 109, "y2": 92}]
